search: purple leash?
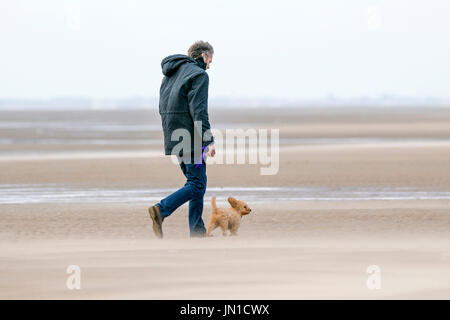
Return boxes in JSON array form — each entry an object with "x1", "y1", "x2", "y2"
[{"x1": 195, "y1": 145, "x2": 207, "y2": 168}]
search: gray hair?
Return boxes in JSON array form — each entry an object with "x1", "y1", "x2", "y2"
[{"x1": 188, "y1": 41, "x2": 214, "y2": 60}]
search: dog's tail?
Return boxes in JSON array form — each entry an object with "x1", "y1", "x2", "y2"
[{"x1": 211, "y1": 196, "x2": 217, "y2": 214}]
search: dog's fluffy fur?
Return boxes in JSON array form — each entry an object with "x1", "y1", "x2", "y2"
[{"x1": 206, "y1": 196, "x2": 252, "y2": 236}]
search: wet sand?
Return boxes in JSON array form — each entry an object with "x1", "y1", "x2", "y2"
[{"x1": 0, "y1": 107, "x2": 449, "y2": 299}]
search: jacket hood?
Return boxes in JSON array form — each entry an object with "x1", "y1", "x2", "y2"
[
  {"x1": 161, "y1": 54, "x2": 206, "y2": 76},
  {"x1": 161, "y1": 54, "x2": 193, "y2": 76}
]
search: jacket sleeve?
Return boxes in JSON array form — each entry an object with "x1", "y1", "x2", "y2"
[{"x1": 187, "y1": 72, "x2": 214, "y2": 147}]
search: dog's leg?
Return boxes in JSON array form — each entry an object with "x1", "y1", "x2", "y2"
[
  {"x1": 219, "y1": 223, "x2": 228, "y2": 236},
  {"x1": 229, "y1": 220, "x2": 240, "y2": 236},
  {"x1": 206, "y1": 219, "x2": 218, "y2": 236}
]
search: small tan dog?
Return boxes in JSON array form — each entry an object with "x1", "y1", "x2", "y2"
[{"x1": 206, "y1": 196, "x2": 252, "y2": 236}]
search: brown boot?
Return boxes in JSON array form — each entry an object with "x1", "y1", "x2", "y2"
[{"x1": 148, "y1": 205, "x2": 163, "y2": 239}]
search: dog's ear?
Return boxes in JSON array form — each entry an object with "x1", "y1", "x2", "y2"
[{"x1": 227, "y1": 196, "x2": 238, "y2": 208}]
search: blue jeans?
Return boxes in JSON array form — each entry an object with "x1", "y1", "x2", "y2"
[{"x1": 156, "y1": 160, "x2": 207, "y2": 237}]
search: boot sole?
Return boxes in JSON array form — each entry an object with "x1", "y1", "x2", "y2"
[{"x1": 148, "y1": 206, "x2": 163, "y2": 239}]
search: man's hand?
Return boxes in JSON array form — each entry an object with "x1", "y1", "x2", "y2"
[{"x1": 206, "y1": 144, "x2": 215, "y2": 157}]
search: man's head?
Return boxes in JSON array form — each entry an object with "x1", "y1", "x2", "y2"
[{"x1": 188, "y1": 41, "x2": 214, "y2": 69}]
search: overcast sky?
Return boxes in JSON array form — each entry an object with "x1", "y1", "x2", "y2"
[{"x1": 1, "y1": 0, "x2": 450, "y2": 100}]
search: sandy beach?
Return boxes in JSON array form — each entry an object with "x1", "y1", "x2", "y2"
[{"x1": 1, "y1": 107, "x2": 449, "y2": 299}]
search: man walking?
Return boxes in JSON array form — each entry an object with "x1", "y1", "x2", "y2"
[{"x1": 148, "y1": 41, "x2": 215, "y2": 238}]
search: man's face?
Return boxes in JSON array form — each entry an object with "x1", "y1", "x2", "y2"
[{"x1": 201, "y1": 52, "x2": 213, "y2": 69}]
